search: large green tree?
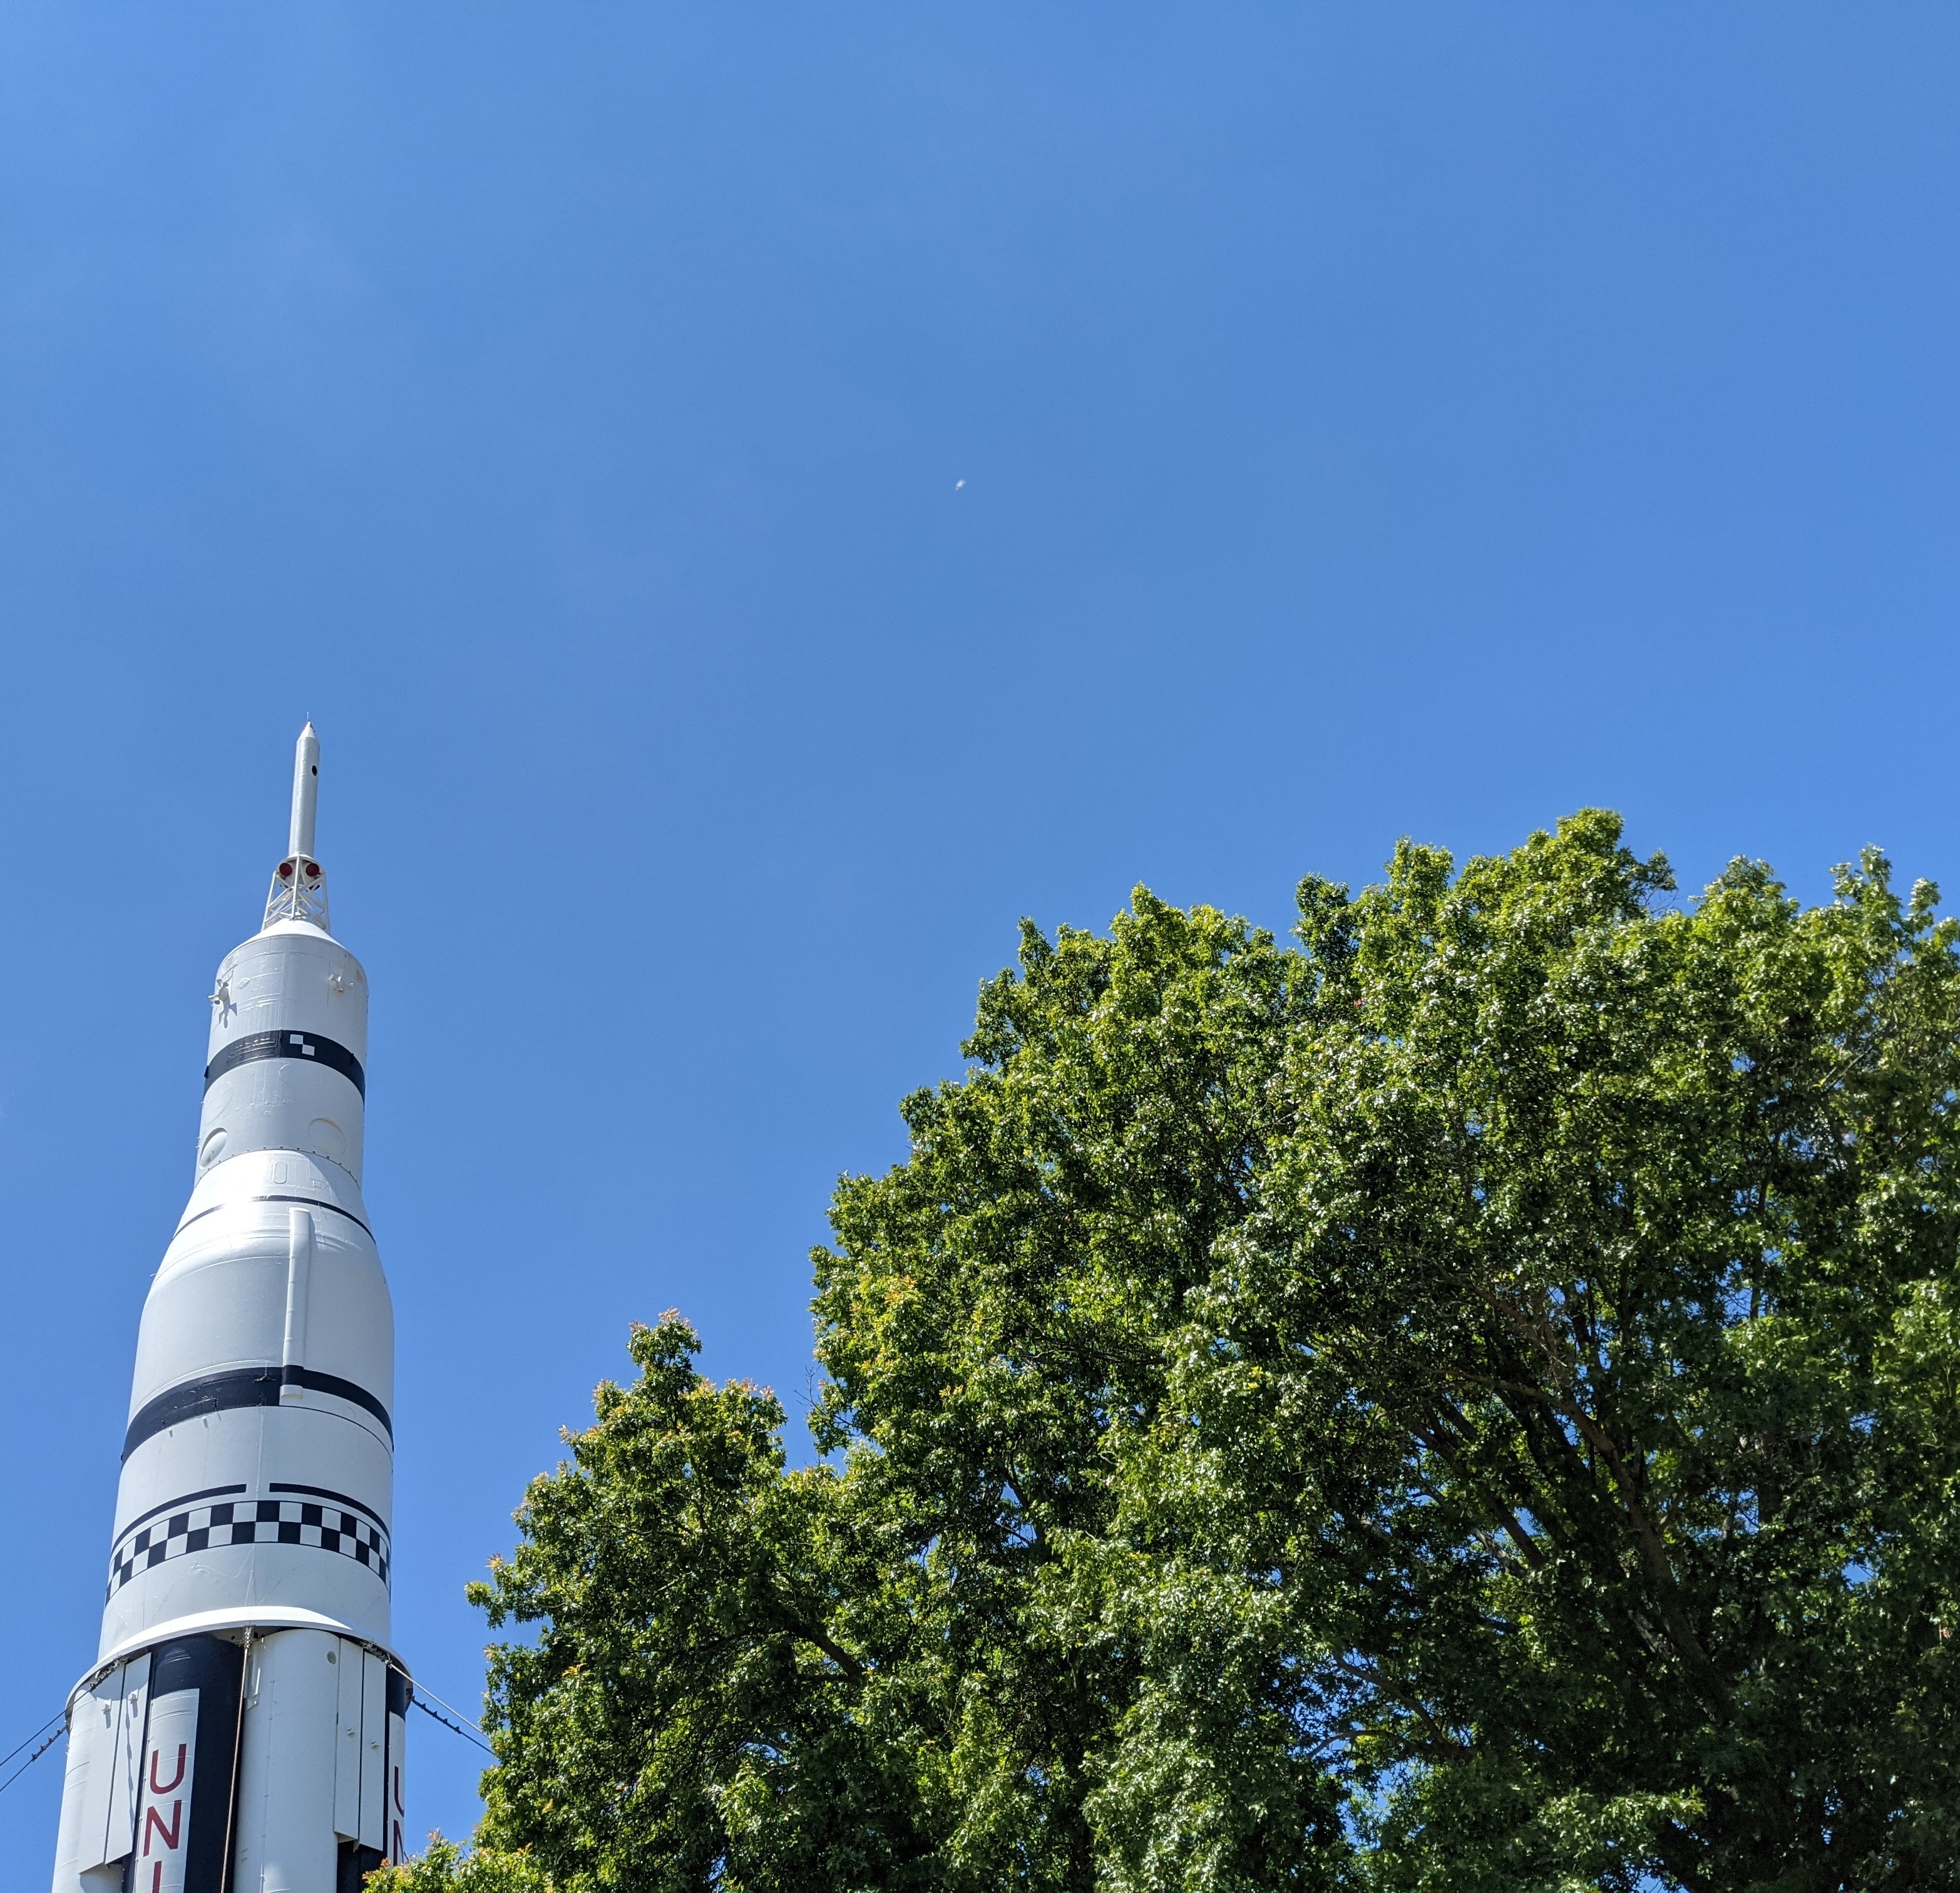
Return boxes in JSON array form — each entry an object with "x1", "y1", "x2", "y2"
[{"x1": 374, "y1": 813, "x2": 1960, "y2": 1892}]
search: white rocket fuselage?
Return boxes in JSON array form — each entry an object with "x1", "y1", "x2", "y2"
[{"x1": 51, "y1": 730, "x2": 408, "y2": 1893}]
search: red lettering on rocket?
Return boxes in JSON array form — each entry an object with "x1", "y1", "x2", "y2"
[
  {"x1": 149, "y1": 1743, "x2": 187, "y2": 1794},
  {"x1": 143, "y1": 1800, "x2": 182, "y2": 1852}
]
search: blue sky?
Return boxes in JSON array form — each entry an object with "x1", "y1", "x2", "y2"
[{"x1": 4, "y1": 1, "x2": 1960, "y2": 1859}]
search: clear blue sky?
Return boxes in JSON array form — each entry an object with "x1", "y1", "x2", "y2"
[{"x1": 3, "y1": 0, "x2": 1959, "y2": 1860}]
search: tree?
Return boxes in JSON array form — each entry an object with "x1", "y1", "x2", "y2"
[
  {"x1": 375, "y1": 813, "x2": 1960, "y2": 1892},
  {"x1": 1183, "y1": 814, "x2": 1960, "y2": 1887}
]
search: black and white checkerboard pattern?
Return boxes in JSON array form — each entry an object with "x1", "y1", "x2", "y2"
[{"x1": 108, "y1": 1497, "x2": 389, "y2": 1599}]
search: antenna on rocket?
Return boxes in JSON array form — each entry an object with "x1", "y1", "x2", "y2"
[{"x1": 263, "y1": 721, "x2": 331, "y2": 933}]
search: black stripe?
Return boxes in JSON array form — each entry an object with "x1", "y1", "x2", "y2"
[
  {"x1": 281, "y1": 1365, "x2": 394, "y2": 1437},
  {"x1": 269, "y1": 1483, "x2": 389, "y2": 1532},
  {"x1": 204, "y1": 1029, "x2": 365, "y2": 1098},
  {"x1": 123, "y1": 1366, "x2": 393, "y2": 1460},
  {"x1": 112, "y1": 1484, "x2": 249, "y2": 1550},
  {"x1": 174, "y1": 1195, "x2": 373, "y2": 1239},
  {"x1": 257, "y1": 1194, "x2": 372, "y2": 1236},
  {"x1": 124, "y1": 1367, "x2": 280, "y2": 1459}
]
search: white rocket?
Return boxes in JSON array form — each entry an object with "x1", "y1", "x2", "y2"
[{"x1": 51, "y1": 726, "x2": 408, "y2": 1893}]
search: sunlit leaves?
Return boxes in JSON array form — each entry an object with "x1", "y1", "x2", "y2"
[{"x1": 392, "y1": 814, "x2": 1960, "y2": 1892}]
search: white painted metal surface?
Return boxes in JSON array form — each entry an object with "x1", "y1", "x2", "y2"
[
  {"x1": 104, "y1": 1653, "x2": 151, "y2": 1876},
  {"x1": 49, "y1": 1651, "x2": 150, "y2": 1885},
  {"x1": 332, "y1": 1639, "x2": 364, "y2": 1842},
  {"x1": 232, "y1": 1631, "x2": 342, "y2": 1893},
  {"x1": 288, "y1": 724, "x2": 320, "y2": 860},
  {"x1": 357, "y1": 1651, "x2": 387, "y2": 1854}
]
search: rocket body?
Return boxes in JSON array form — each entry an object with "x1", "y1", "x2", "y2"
[{"x1": 51, "y1": 731, "x2": 408, "y2": 1893}]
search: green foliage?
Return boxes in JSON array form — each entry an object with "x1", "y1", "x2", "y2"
[
  {"x1": 462, "y1": 1315, "x2": 935, "y2": 1892},
  {"x1": 364, "y1": 1835, "x2": 556, "y2": 1892},
  {"x1": 1210, "y1": 816, "x2": 1960, "y2": 1887},
  {"x1": 397, "y1": 814, "x2": 1960, "y2": 1890}
]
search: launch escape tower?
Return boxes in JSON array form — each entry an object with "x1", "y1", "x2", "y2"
[{"x1": 51, "y1": 726, "x2": 408, "y2": 1893}]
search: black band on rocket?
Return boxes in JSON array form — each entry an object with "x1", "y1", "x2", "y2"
[
  {"x1": 122, "y1": 1365, "x2": 393, "y2": 1460},
  {"x1": 203, "y1": 1029, "x2": 366, "y2": 1098},
  {"x1": 173, "y1": 1195, "x2": 374, "y2": 1240}
]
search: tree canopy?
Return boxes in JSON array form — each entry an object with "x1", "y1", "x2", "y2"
[{"x1": 372, "y1": 812, "x2": 1960, "y2": 1892}]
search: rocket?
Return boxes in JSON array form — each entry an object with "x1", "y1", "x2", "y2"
[{"x1": 51, "y1": 726, "x2": 408, "y2": 1892}]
